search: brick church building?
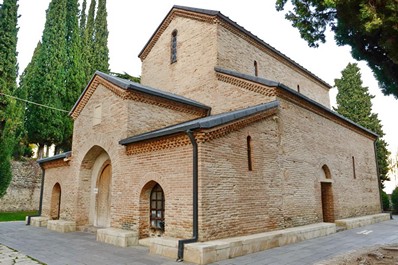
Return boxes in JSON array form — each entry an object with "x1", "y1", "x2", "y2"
[{"x1": 31, "y1": 6, "x2": 385, "y2": 264}]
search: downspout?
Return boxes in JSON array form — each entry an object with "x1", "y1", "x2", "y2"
[
  {"x1": 27, "y1": 165, "x2": 45, "y2": 225},
  {"x1": 177, "y1": 130, "x2": 199, "y2": 262}
]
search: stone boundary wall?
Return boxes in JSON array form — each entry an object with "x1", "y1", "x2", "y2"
[{"x1": 0, "y1": 160, "x2": 41, "y2": 212}]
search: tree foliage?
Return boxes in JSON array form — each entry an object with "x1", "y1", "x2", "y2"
[
  {"x1": 381, "y1": 190, "x2": 390, "y2": 211},
  {"x1": 0, "y1": 0, "x2": 19, "y2": 197},
  {"x1": 25, "y1": 0, "x2": 68, "y2": 157},
  {"x1": 275, "y1": 0, "x2": 398, "y2": 98},
  {"x1": 92, "y1": 0, "x2": 109, "y2": 73},
  {"x1": 334, "y1": 63, "x2": 390, "y2": 187},
  {"x1": 110, "y1": 72, "x2": 140, "y2": 83},
  {"x1": 391, "y1": 186, "x2": 398, "y2": 213}
]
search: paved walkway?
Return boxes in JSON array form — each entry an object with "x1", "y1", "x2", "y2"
[{"x1": 0, "y1": 218, "x2": 398, "y2": 265}]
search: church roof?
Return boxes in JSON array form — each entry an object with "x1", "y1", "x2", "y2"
[
  {"x1": 215, "y1": 67, "x2": 378, "y2": 138},
  {"x1": 69, "y1": 71, "x2": 211, "y2": 118},
  {"x1": 37, "y1": 151, "x2": 72, "y2": 164},
  {"x1": 119, "y1": 101, "x2": 279, "y2": 145},
  {"x1": 139, "y1": 5, "x2": 331, "y2": 89}
]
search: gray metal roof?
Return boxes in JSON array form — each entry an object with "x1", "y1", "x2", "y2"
[
  {"x1": 119, "y1": 101, "x2": 279, "y2": 145},
  {"x1": 215, "y1": 67, "x2": 378, "y2": 138},
  {"x1": 139, "y1": 5, "x2": 331, "y2": 89},
  {"x1": 70, "y1": 71, "x2": 211, "y2": 115},
  {"x1": 37, "y1": 151, "x2": 72, "y2": 164}
]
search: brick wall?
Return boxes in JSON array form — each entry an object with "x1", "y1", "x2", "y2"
[{"x1": 216, "y1": 25, "x2": 331, "y2": 108}]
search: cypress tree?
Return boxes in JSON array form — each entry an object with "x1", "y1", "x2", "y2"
[
  {"x1": 57, "y1": 0, "x2": 86, "y2": 153},
  {"x1": 83, "y1": 0, "x2": 96, "y2": 80},
  {"x1": 13, "y1": 42, "x2": 41, "y2": 159},
  {"x1": 334, "y1": 63, "x2": 390, "y2": 187},
  {"x1": 25, "y1": 0, "x2": 68, "y2": 158},
  {"x1": 92, "y1": 0, "x2": 109, "y2": 73},
  {"x1": 79, "y1": 0, "x2": 87, "y2": 38},
  {"x1": 0, "y1": 0, "x2": 19, "y2": 197}
]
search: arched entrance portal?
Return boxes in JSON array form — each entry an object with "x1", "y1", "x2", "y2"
[
  {"x1": 321, "y1": 165, "x2": 334, "y2": 222},
  {"x1": 50, "y1": 183, "x2": 61, "y2": 220},
  {"x1": 96, "y1": 164, "x2": 111, "y2": 227}
]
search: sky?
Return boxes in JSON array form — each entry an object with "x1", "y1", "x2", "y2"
[{"x1": 11, "y1": 0, "x2": 398, "y2": 191}]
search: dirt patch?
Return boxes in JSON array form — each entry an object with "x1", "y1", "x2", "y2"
[{"x1": 317, "y1": 244, "x2": 398, "y2": 265}]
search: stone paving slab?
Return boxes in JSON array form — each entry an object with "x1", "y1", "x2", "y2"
[
  {"x1": 1, "y1": 218, "x2": 398, "y2": 265},
  {"x1": 0, "y1": 244, "x2": 42, "y2": 265}
]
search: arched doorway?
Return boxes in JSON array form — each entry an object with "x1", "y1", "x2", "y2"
[
  {"x1": 50, "y1": 183, "x2": 61, "y2": 220},
  {"x1": 321, "y1": 165, "x2": 334, "y2": 222},
  {"x1": 96, "y1": 164, "x2": 111, "y2": 227}
]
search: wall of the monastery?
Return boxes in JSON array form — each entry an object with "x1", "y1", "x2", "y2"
[
  {"x1": 216, "y1": 25, "x2": 331, "y2": 108},
  {"x1": 112, "y1": 143, "x2": 194, "y2": 239},
  {"x1": 198, "y1": 118, "x2": 283, "y2": 241},
  {"x1": 41, "y1": 164, "x2": 78, "y2": 221},
  {"x1": 72, "y1": 84, "x2": 129, "y2": 158},
  {"x1": 126, "y1": 100, "x2": 199, "y2": 136},
  {"x1": 210, "y1": 79, "x2": 275, "y2": 114},
  {"x1": 0, "y1": 160, "x2": 41, "y2": 212},
  {"x1": 141, "y1": 16, "x2": 218, "y2": 103},
  {"x1": 277, "y1": 98, "x2": 380, "y2": 223}
]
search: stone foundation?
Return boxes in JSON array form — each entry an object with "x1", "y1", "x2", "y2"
[
  {"x1": 29, "y1": 216, "x2": 48, "y2": 227},
  {"x1": 143, "y1": 222, "x2": 336, "y2": 264},
  {"x1": 96, "y1": 228, "x2": 138, "y2": 247},
  {"x1": 335, "y1": 213, "x2": 390, "y2": 230},
  {"x1": 47, "y1": 220, "x2": 76, "y2": 233}
]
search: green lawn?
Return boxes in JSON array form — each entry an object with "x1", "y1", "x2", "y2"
[{"x1": 0, "y1": 211, "x2": 38, "y2": 222}]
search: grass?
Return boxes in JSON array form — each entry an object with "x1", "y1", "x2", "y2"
[{"x1": 0, "y1": 210, "x2": 38, "y2": 222}]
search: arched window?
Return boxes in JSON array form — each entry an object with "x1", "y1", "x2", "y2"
[
  {"x1": 254, "y1": 60, "x2": 258, "y2": 77},
  {"x1": 247, "y1": 136, "x2": 253, "y2": 171},
  {"x1": 171, "y1": 30, "x2": 177, "y2": 63},
  {"x1": 150, "y1": 184, "x2": 165, "y2": 230},
  {"x1": 352, "y1": 156, "x2": 356, "y2": 179}
]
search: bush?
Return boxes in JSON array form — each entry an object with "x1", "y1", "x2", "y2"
[
  {"x1": 391, "y1": 187, "x2": 398, "y2": 213},
  {"x1": 381, "y1": 190, "x2": 390, "y2": 211}
]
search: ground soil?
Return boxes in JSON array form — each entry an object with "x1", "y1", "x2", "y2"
[{"x1": 317, "y1": 244, "x2": 398, "y2": 265}]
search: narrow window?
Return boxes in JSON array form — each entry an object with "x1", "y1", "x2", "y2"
[
  {"x1": 171, "y1": 30, "x2": 177, "y2": 64},
  {"x1": 150, "y1": 184, "x2": 165, "y2": 230},
  {"x1": 297, "y1": 85, "x2": 300, "y2": 93},
  {"x1": 352, "y1": 156, "x2": 356, "y2": 179},
  {"x1": 247, "y1": 136, "x2": 253, "y2": 171},
  {"x1": 254, "y1": 60, "x2": 258, "y2": 77}
]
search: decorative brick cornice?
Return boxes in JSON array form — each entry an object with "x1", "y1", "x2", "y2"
[
  {"x1": 70, "y1": 75, "x2": 208, "y2": 120},
  {"x1": 41, "y1": 159, "x2": 70, "y2": 170},
  {"x1": 125, "y1": 109, "x2": 277, "y2": 155},
  {"x1": 126, "y1": 134, "x2": 191, "y2": 155},
  {"x1": 276, "y1": 89, "x2": 377, "y2": 140},
  {"x1": 216, "y1": 72, "x2": 276, "y2": 97}
]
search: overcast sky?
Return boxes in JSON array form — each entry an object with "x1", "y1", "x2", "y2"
[{"x1": 10, "y1": 0, "x2": 398, "y2": 191}]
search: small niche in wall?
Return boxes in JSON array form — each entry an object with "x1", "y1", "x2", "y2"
[{"x1": 93, "y1": 104, "x2": 102, "y2": 126}]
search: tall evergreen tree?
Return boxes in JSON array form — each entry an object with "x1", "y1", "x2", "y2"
[
  {"x1": 0, "y1": 0, "x2": 19, "y2": 197},
  {"x1": 334, "y1": 63, "x2": 390, "y2": 187},
  {"x1": 13, "y1": 42, "x2": 41, "y2": 159},
  {"x1": 79, "y1": 0, "x2": 87, "y2": 38},
  {"x1": 25, "y1": 0, "x2": 68, "y2": 158},
  {"x1": 58, "y1": 0, "x2": 86, "y2": 153},
  {"x1": 83, "y1": 0, "x2": 96, "y2": 81},
  {"x1": 92, "y1": 0, "x2": 109, "y2": 73}
]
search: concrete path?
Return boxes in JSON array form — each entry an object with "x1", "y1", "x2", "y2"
[{"x1": 0, "y1": 218, "x2": 398, "y2": 265}]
